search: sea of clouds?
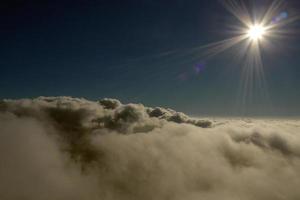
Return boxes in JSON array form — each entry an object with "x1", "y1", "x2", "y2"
[{"x1": 0, "y1": 96, "x2": 300, "y2": 200}]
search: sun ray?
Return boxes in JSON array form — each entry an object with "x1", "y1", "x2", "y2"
[
  {"x1": 192, "y1": 0, "x2": 300, "y2": 115},
  {"x1": 260, "y1": 0, "x2": 284, "y2": 26},
  {"x1": 221, "y1": 0, "x2": 252, "y2": 27},
  {"x1": 118, "y1": 0, "x2": 299, "y2": 111}
]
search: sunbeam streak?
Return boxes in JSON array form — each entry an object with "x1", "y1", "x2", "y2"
[
  {"x1": 192, "y1": 0, "x2": 299, "y2": 115},
  {"x1": 106, "y1": 0, "x2": 299, "y2": 114}
]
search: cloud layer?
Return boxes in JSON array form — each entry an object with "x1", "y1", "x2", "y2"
[{"x1": 0, "y1": 97, "x2": 300, "y2": 200}]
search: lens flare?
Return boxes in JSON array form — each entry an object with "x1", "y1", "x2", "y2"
[
  {"x1": 190, "y1": 0, "x2": 300, "y2": 115},
  {"x1": 128, "y1": 0, "x2": 299, "y2": 115}
]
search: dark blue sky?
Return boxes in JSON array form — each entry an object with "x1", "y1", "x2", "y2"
[{"x1": 1, "y1": 0, "x2": 300, "y2": 116}]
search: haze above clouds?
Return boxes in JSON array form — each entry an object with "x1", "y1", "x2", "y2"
[{"x1": 0, "y1": 97, "x2": 300, "y2": 200}]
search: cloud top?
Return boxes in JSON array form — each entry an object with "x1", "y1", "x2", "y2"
[{"x1": 0, "y1": 97, "x2": 300, "y2": 200}]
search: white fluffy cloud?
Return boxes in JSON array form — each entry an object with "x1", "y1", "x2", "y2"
[{"x1": 0, "y1": 97, "x2": 300, "y2": 200}]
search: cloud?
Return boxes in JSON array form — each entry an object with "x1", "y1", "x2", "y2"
[
  {"x1": 99, "y1": 98, "x2": 122, "y2": 109},
  {"x1": 0, "y1": 113, "x2": 97, "y2": 200},
  {"x1": 148, "y1": 107, "x2": 212, "y2": 128},
  {"x1": 0, "y1": 97, "x2": 300, "y2": 200}
]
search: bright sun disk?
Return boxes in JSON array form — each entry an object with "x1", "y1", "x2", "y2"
[{"x1": 247, "y1": 24, "x2": 266, "y2": 40}]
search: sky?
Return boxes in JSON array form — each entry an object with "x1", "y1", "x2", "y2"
[{"x1": 1, "y1": 0, "x2": 300, "y2": 117}]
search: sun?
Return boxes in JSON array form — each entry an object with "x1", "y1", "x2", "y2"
[{"x1": 247, "y1": 24, "x2": 267, "y2": 40}]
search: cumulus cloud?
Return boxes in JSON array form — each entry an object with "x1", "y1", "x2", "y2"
[
  {"x1": 0, "y1": 97, "x2": 300, "y2": 200},
  {"x1": 99, "y1": 98, "x2": 122, "y2": 109}
]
